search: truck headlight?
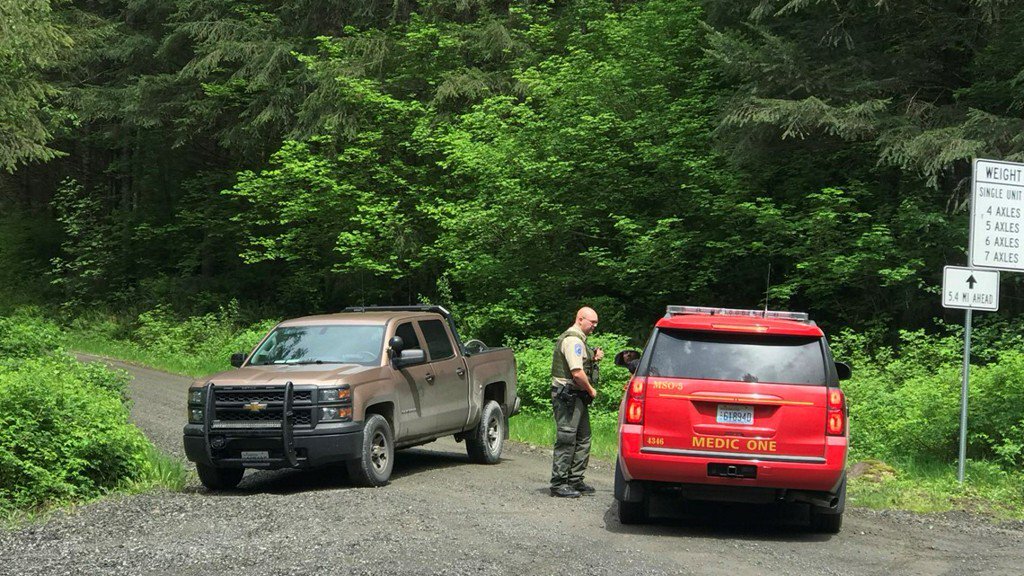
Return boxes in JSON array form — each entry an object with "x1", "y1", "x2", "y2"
[
  {"x1": 318, "y1": 387, "x2": 351, "y2": 403},
  {"x1": 188, "y1": 408, "x2": 204, "y2": 423},
  {"x1": 188, "y1": 389, "x2": 204, "y2": 404},
  {"x1": 320, "y1": 407, "x2": 352, "y2": 422}
]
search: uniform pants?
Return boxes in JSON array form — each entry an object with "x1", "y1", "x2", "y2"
[{"x1": 550, "y1": 392, "x2": 591, "y2": 487}]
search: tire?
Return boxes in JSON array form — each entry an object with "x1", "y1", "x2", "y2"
[
  {"x1": 346, "y1": 414, "x2": 395, "y2": 487},
  {"x1": 617, "y1": 497, "x2": 649, "y2": 525},
  {"x1": 466, "y1": 400, "x2": 506, "y2": 464},
  {"x1": 810, "y1": 509, "x2": 843, "y2": 533},
  {"x1": 196, "y1": 464, "x2": 244, "y2": 490},
  {"x1": 810, "y1": 476, "x2": 846, "y2": 534}
]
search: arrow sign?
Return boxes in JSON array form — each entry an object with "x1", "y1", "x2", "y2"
[{"x1": 942, "y1": 266, "x2": 999, "y2": 311}]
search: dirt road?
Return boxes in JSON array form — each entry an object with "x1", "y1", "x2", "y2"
[{"x1": 1, "y1": 356, "x2": 1021, "y2": 575}]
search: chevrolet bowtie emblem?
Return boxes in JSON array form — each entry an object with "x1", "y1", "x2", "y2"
[{"x1": 243, "y1": 402, "x2": 268, "y2": 412}]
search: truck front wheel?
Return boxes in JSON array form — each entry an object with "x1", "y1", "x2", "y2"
[
  {"x1": 196, "y1": 464, "x2": 244, "y2": 490},
  {"x1": 347, "y1": 414, "x2": 394, "y2": 487},
  {"x1": 466, "y1": 400, "x2": 505, "y2": 464}
]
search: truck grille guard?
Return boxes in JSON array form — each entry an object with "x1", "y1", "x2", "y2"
[
  {"x1": 282, "y1": 381, "x2": 297, "y2": 467},
  {"x1": 202, "y1": 380, "x2": 302, "y2": 467}
]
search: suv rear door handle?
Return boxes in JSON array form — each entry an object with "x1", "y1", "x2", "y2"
[
  {"x1": 425, "y1": 373, "x2": 435, "y2": 383},
  {"x1": 456, "y1": 367, "x2": 466, "y2": 377}
]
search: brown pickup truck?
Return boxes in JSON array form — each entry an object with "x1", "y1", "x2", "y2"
[{"x1": 183, "y1": 306, "x2": 520, "y2": 489}]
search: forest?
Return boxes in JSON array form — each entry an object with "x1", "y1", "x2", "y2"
[
  {"x1": 3, "y1": 0, "x2": 1024, "y2": 514},
  {"x1": 7, "y1": 0, "x2": 1024, "y2": 338}
]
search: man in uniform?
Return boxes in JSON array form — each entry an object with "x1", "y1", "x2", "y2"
[{"x1": 549, "y1": 306, "x2": 603, "y2": 498}]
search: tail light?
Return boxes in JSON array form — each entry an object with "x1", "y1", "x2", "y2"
[
  {"x1": 624, "y1": 377, "x2": 646, "y2": 425},
  {"x1": 826, "y1": 388, "x2": 846, "y2": 436}
]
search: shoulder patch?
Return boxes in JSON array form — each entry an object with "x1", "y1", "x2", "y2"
[{"x1": 574, "y1": 343, "x2": 584, "y2": 357}]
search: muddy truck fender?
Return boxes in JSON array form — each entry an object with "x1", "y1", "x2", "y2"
[{"x1": 462, "y1": 346, "x2": 519, "y2": 429}]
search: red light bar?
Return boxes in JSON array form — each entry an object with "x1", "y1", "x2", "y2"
[{"x1": 665, "y1": 305, "x2": 809, "y2": 322}]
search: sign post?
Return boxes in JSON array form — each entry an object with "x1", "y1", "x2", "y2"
[
  {"x1": 952, "y1": 158, "x2": 1024, "y2": 483},
  {"x1": 941, "y1": 266, "x2": 998, "y2": 483}
]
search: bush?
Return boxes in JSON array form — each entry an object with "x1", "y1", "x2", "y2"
[
  {"x1": 832, "y1": 326, "x2": 1024, "y2": 470},
  {"x1": 0, "y1": 308, "x2": 63, "y2": 364},
  {"x1": 969, "y1": 350, "x2": 1024, "y2": 467},
  {"x1": 511, "y1": 331, "x2": 634, "y2": 416},
  {"x1": 0, "y1": 355, "x2": 150, "y2": 515}
]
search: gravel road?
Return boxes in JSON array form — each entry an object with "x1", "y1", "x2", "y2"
[{"x1": 2, "y1": 355, "x2": 1022, "y2": 576}]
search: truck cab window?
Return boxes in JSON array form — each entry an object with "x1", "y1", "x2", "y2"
[{"x1": 419, "y1": 319, "x2": 454, "y2": 360}]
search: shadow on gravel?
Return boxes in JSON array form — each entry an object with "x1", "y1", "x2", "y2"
[
  {"x1": 601, "y1": 499, "x2": 835, "y2": 543},
  {"x1": 188, "y1": 445, "x2": 475, "y2": 496}
]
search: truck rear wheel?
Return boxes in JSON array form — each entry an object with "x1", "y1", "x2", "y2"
[
  {"x1": 347, "y1": 414, "x2": 394, "y2": 487},
  {"x1": 466, "y1": 400, "x2": 505, "y2": 464},
  {"x1": 196, "y1": 464, "x2": 244, "y2": 490}
]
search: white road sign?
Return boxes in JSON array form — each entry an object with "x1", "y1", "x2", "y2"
[
  {"x1": 970, "y1": 158, "x2": 1024, "y2": 270},
  {"x1": 942, "y1": 266, "x2": 999, "y2": 311}
]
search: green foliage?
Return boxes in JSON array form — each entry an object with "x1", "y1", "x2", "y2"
[
  {"x1": 0, "y1": 0, "x2": 70, "y2": 171},
  {"x1": 833, "y1": 326, "x2": 1024, "y2": 469},
  {"x1": 0, "y1": 308, "x2": 63, "y2": 364},
  {"x1": 68, "y1": 303, "x2": 277, "y2": 378},
  {"x1": 705, "y1": 0, "x2": 1014, "y2": 189},
  {"x1": 0, "y1": 312, "x2": 184, "y2": 517},
  {"x1": 48, "y1": 179, "x2": 120, "y2": 310},
  {"x1": 425, "y1": 0, "x2": 736, "y2": 340}
]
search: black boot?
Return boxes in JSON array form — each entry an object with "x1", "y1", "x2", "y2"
[{"x1": 550, "y1": 484, "x2": 581, "y2": 498}]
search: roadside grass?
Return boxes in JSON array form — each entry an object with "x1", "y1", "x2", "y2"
[
  {"x1": 848, "y1": 458, "x2": 1024, "y2": 520},
  {"x1": 509, "y1": 411, "x2": 618, "y2": 461},
  {"x1": 134, "y1": 444, "x2": 190, "y2": 493},
  {"x1": 65, "y1": 330, "x2": 228, "y2": 378}
]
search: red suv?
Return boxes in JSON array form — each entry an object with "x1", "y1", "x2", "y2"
[{"x1": 614, "y1": 306, "x2": 851, "y2": 532}]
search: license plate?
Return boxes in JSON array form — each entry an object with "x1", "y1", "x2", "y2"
[
  {"x1": 716, "y1": 404, "x2": 754, "y2": 425},
  {"x1": 241, "y1": 451, "x2": 269, "y2": 461}
]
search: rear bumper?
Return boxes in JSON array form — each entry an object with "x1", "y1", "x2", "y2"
[
  {"x1": 617, "y1": 424, "x2": 846, "y2": 495},
  {"x1": 183, "y1": 421, "x2": 363, "y2": 470}
]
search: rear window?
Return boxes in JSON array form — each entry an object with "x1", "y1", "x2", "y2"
[
  {"x1": 419, "y1": 319, "x2": 455, "y2": 361},
  {"x1": 646, "y1": 329, "x2": 826, "y2": 385}
]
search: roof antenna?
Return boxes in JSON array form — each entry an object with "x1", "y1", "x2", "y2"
[{"x1": 763, "y1": 263, "x2": 772, "y2": 318}]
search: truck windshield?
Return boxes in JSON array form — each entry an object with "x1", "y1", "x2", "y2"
[
  {"x1": 647, "y1": 329, "x2": 826, "y2": 385},
  {"x1": 248, "y1": 325, "x2": 385, "y2": 366}
]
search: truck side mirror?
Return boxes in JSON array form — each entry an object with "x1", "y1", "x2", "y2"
[
  {"x1": 230, "y1": 352, "x2": 246, "y2": 368},
  {"x1": 614, "y1": 349, "x2": 642, "y2": 373},
  {"x1": 394, "y1": 348, "x2": 426, "y2": 368},
  {"x1": 835, "y1": 361, "x2": 852, "y2": 381},
  {"x1": 388, "y1": 336, "x2": 404, "y2": 356}
]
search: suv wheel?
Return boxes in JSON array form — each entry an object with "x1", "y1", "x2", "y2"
[
  {"x1": 617, "y1": 496, "x2": 649, "y2": 525},
  {"x1": 810, "y1": 509, "x2": 843, "y2": 533},
  {"x1": 196, "y1": 464, "x2": 244, "y2": 490},
  {"x1": 810, "y1": 476, "x2": 846, "y2": 534},
  {"x1": 466, "y1": 400, "x2": 505, "y2": 464},
  {"x1": 347, "y1": 414, "x2": 394, "y2": 487}
]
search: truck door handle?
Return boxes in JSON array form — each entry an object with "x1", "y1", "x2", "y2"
[
  {"x1": 425, "y1": 373, "x2": 435, "y2": 383},
  {"x1": 456, "y1": 367, "x2": 466, "y2": 377}
]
